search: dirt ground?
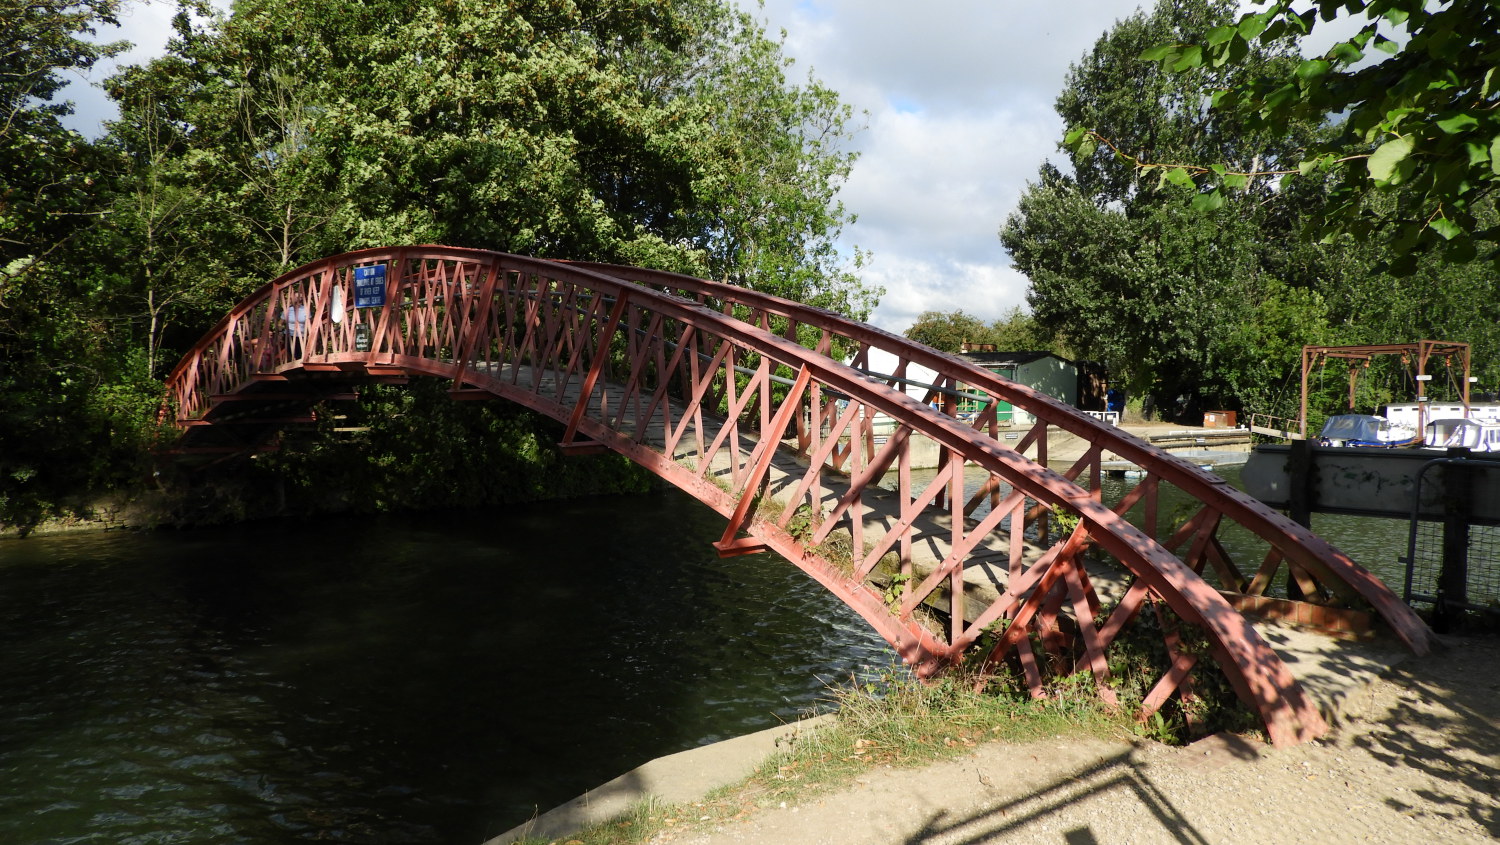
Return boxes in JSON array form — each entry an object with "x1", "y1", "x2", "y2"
[{"x1": 662, "y1": 630, "x2": 1499, "y2": 845}]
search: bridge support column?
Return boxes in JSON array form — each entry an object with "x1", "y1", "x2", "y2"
[{"x1": 713, "y1": 366, "x2": 812, "y2": 558}]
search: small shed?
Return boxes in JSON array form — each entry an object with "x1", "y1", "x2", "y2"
[{"x1": 955, "y1": 350, "x2": 1079, "y2": 426}]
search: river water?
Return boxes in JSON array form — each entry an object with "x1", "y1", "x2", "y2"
[
  {"x1": 0, "y1": 467, "x2": 1415, "y2": 844},
  {"x1": 0, "y1": 491, "x2": 893, "y2": 844}
]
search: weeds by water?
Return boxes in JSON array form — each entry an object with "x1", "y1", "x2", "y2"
[
  {"x1": 509, "y1": 664, "x2": 1141, "y2": 845},
  {"x1": 742, "y1": 666, "x2": 1129, "y2": 806}
]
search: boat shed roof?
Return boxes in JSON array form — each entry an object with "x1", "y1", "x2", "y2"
[{"x1": 958, "y1": 350, "x2": 1075, "y2": 368}]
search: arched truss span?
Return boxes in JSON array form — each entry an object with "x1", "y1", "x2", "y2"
[{"x1": 163, "y1": 247, "x2": 1431, "y2": 746}]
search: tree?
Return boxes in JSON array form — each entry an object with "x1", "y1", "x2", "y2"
[
  {"x1": 1070, "y1": 0, "x2": 1500, "y2": 272},
  {"x1": 0, "y1": 0, "x2": 882, "y2": 530},
  {"x1": 986, "y1": 306, "x2": 1056, "y2": 355},
  {"x1": 0, "y1": 0, "x2": 156, "y2": 531},
  {"x1": 1, "y1": 0, "x2": 125, "y2": 293},
  {"x1": 677, "y1": 10, "x2": 875, "y2": 316},
  {"x1": 109, "y1": 0, "x2": 874, "y2": 316},
  {"x1": 903, "y1": 307, "x2": 1059, "y2": 356},
  {"x1": 904, "y1": 310, "x2": 990, "y2": 353},
  {"x1": 1030, "y1": 0, "x2": 1500, "y2": 422},
  {"x1": 105, "y1": 3, "x2": 335, "y2": 363},
  {"x1": 1003, "y1": 0, "x2": 1323, "y2": 416}
]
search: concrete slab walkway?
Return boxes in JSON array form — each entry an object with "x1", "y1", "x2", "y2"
[{"x1": 488, "y1": 632, "x2": 1499, "y2": 845}]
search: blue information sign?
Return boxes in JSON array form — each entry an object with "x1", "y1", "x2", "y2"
[{"x1": 353, "y1": 265, "x2": 387, "y2": 308}]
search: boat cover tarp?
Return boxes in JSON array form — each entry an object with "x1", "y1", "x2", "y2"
[{"x1": 1318, "y1": 414, "x2": 1390, "y2": 444}]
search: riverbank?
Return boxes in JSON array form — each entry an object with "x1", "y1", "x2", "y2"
[
  {"x1": 497, "y1": 629, "x2": 1499, "y2": 844},
  {"x1": 1, "y1": 420, "x2": 1239, "y2": 540},
  {"x1": 0, "y1": 493, "x2": 151, "y2": 539}
]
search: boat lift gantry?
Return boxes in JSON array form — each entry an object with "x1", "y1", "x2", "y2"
[{"x1": 1269, "y1": 341, "x2": 1474, "y2": 440}]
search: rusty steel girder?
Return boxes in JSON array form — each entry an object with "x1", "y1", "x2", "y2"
[{"x1": 164, "y1": 247, "x2": 1433, "y2": 747}]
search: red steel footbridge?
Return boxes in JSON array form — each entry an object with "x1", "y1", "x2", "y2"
[{"x1": 162, "y1": 246, "x2": 1432, "y2": 747}]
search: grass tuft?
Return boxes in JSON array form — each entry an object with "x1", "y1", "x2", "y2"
[{"x1": 523, "y1": 663, "x2": 1141, "y2": 844}]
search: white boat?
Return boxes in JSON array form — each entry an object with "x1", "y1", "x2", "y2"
[
  {"x1": 1316, "y1": 414, "x2": 1420, "y2": 447},
  {"x1": 1422, "y1": 417, "x2": 1500, "y2": 452},
  {"x1": 1471, "y1": 402, "x2": 1500, "y2": 425},
  {"x1": 1385, "y1": 401, "x2": 1500, "y2": 428}
]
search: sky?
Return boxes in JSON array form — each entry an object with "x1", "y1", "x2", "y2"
[
  {"x1": 740, "y1": 0, "x2": 1372, "y2": 333},
  {"x1": 63, "y1": 0, "x2": 1159, "y2": 333},
  {"x1": 738, "y1": 0, "x2": 1153, "y2": 332}
]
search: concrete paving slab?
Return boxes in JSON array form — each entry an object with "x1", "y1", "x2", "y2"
[{"x1": 488, "y1": 715, "x2": 835, "y2": 845}]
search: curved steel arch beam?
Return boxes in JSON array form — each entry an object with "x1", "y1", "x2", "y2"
[{"x1": 162, "y1": 247, "x2": 1415, "y2": 746}]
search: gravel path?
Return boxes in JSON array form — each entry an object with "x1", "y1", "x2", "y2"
[{"x1": 661, "y1": 632, "x2": 1499, "y2": 845}]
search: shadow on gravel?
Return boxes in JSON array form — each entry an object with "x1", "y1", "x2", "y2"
[
  {"x1": 1347, "y1": 635, "x2": 1500, "y2": 837},
  {"x1": 898, "y1": 633, "x2": 1499, "y2": 845},
  {"x1": 899, "y1": 749, "x2": 1211, "y2": 845}
]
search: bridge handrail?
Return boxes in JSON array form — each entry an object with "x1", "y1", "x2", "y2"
[
  {"x1": 164, "y1": 250, "x2": 1430, "y2": 656},
  {"x1": 163, "y1": 250, "x2": 1255, "y2": 634}
]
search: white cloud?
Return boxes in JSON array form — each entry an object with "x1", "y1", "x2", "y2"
[
  {"x1": 845, "y1": 108, "x2": 1057, "y2": 257},
  {"x1": 59, "y1": 0, "x2": 229, "y2": 137},
  {"x1": 864, "y1": 256, "x2": 1032, "y2": 331},
  {"x1": 744, "y1": 0, "x2": 1149, "y2": 332}
]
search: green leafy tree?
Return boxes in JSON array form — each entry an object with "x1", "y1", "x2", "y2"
[
  {"x1": 1002, "y1": 0, "x2": 1326, "y2": 417},
  {"x1": 0, "y1": 0, "x2": 161, "y2": 531},
  {"x1": 903, "y1": 307, "x2": 1059, "y2": 356},
  {"x1": 1, "y1": 0, "x2": 125, "y2": 290},
  {"x1": 104, "y1": 3, "x2": 330, "y2": 362},
  {"x1": 904, "y1": 310, "x2": 991, "y2": 353},
  {"x1": 1072, "y1": 0, "x2": 1500, "y2": 272},
  {"x1": 111, "y1": 0, "x2": 872, "y2": 315},
  {"x1": 677, "y1": 10, "x2": 874, "y2": 316},
  {"x1": 986, "y1": 306, "x2": 1057, "y2": 355},
  {"x1": 66, "y1": 0, "x2": 878, "y2": 525}
]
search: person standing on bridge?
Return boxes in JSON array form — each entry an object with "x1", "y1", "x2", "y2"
[{"x1": 282, "y1": 289, "x2": 309, "y2": 360}]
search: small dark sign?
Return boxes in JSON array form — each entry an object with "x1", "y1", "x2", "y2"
[
  {"x1": 353, "y1": 265, "x2": 387, "y2": 309},
  {"x1": 354, "y1": 323, "x2": 372, "y2": 352}
]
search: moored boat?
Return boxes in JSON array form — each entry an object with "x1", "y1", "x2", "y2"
[
  {"x1": 1316, "y1": 413, "x2": 1420, "y2": 448},
  {"x1": 1422, "y1": 417, "x2": 1500, "y2": 452}
]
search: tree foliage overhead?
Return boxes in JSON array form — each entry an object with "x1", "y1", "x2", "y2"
[
  {"x1": 1071, "y1": 0, "x2": 1500, "y2": 273},
  {"x1": 0, "y1": 0, "x2": 878, "y2": 530}
]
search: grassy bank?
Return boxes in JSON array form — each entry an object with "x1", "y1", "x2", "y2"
[{"x1": 511, "y1": 665, "x2": 1163, "y2": 845}]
